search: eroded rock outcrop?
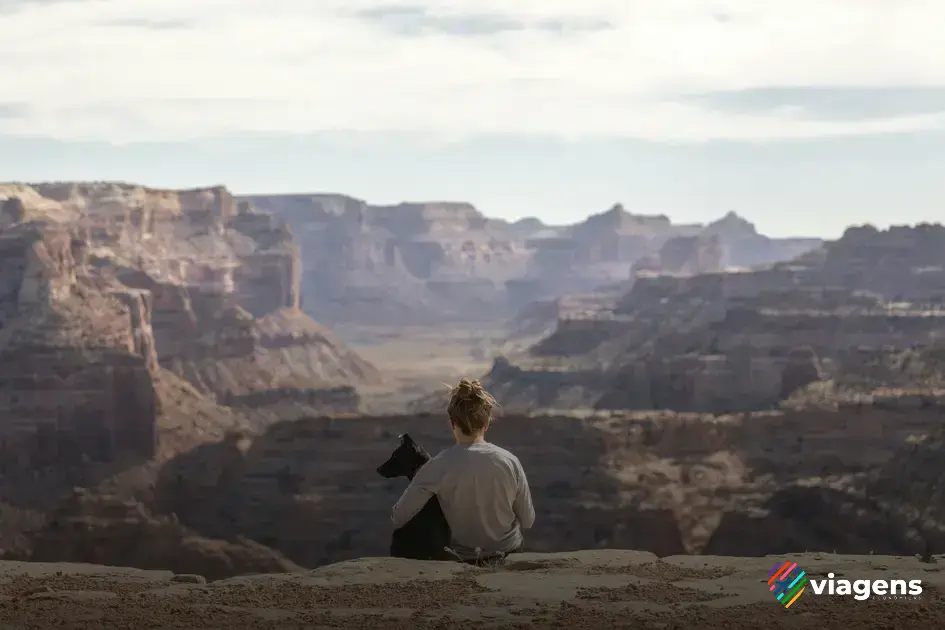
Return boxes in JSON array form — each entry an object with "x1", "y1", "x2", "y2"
[
  {"x1": 657, "y1": 234, "x2": 725, "y2": 274},
  {"x1": 241, "y1": 195, "x2": 821, "y2": 325},
  {"x1": 145, "y1": 398, "x2": 942, "y2": 569},
  {"x1": 702, "y1": 211, "x2": 821, "y2": 268},
  {"x1": 488, "y1": 223, "x2": 945, "y2": 413},
  {"x1": 1, "y1": 183, "x2": 379, "y2": 421},
  {"x1": 0, "y1": 222, "x2": 162, "y2": 473},
  {"x1": 242, "y1": 194, "x2": 531, "y2": 325},
  {"x1": 0, "y1": 182, "x2": 383, "y2": 552},
  {"x1": 26, "y1": 488, "x2": 302, "y2": 580}
]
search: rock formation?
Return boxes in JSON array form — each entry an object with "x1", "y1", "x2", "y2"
[
  {"x1": 657, "y1": 234, "x2": 725, "y2": 274},
  {"x1": 138, "y1": 392, "x2": 945, "y2": 570},
  {"x1": 486, "y1": 223, "x2": 945, "y2": 413},
  {"x1": 241, "y1": 194, "x2": 531, "y2": 325},
  {"x1": 0, "y1": 182, "x2": 380, "y2": 539},
  {"x1": 702, "y1": 211, "x2": 822, "y2": 268},
  {"x1": 25, "y1": 488, "x2": 303, "y2": 581},
  {"x1": 240, "y1": 195, "x2": 821, "y2": 326},
  {"x1": 1, "y1": 180, "x2": 378, "y2": 408},
  {"x1": 2, "y1": 388, "x2": 942, "y2": 585}
]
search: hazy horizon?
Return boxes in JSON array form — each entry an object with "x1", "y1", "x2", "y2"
[{"x1": 2, "y1": 0, "x2": 943, "y2": 239}]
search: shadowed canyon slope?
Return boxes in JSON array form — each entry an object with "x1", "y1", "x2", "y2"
[
  {"x1": 241, "y1": 194, "x2": 821, "y2": 326},
  {"x1": 20, "y1": 394, "x2": 945, "y2": 579},
  {"x1": 139, "y1": 395, "x2": 945, "y2": 570}
]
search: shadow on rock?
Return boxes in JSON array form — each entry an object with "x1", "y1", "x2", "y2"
[
  {"x1": 705, "y1": 484, "x2": 934, "y2": 557},
  {"x1": 151, "y1": 413, "x2": 689, "y2": 569},
  {"x1": 27, "y1": 488, "x2": 302, "y2": 580}
]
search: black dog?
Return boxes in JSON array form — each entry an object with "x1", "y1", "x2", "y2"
[{"x1": 376, "y1": 433, "x2": 452, "y2": 561}]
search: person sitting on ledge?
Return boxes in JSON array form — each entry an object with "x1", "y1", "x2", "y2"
[{"x1": 391, "y1": 378, "x2": 535, "y2": 564}]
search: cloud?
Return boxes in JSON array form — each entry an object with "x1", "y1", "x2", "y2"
[
  {"x1": 0, "y1": 0, "x2": 76, "y2": 15},
  {"x1": 96, "y1": 17, "x2": 190, "y2": 30},
  {"x1": 356, "y1": 5, "x2": 612, "y2": 37},
  {"x1": 688, "y1": 87, "x2": 945, "y2": 121},
  {"x1": 0, "y1": 0, "x2": 944, "y2": 143},
  {"x1": 0, "y1": 103, "x2": 28, "y2": 119}
]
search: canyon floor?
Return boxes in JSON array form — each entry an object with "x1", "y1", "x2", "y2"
[
  {"x1": 2, "y1": 550, "x2": 942, "y2": 629},
  {"x1": 337, "y1": 323, "x2": 508, "y2": 413}
]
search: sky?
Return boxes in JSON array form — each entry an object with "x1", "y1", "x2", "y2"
[{"x1": 0, "y1": 0, "x2": 943, "y2": 238}]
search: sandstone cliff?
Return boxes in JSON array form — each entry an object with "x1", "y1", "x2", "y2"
[
  {"x1": 702, "y1": 211, "x2": 822, "y2": 269},
  {"x1": 486, "y1": 223, "x2": 945, "y2": 413},
  {"x1": 240, "y1": 194, "x2": 821, "y2": 326},
  {"x1": 1, "y1": 182, "x2": 378, "y2": 414},
  {"x1": 242, "y1": 193, "x2": 530, "y2": 325},
  {"x1": 0, "y1": 182, "x2": 381, "y2": 549},
  {"x1": 657, "y1": 234, "x2": 725, "y2": 275}
]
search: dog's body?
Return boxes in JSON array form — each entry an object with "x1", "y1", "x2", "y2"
[{"x1": 376, "y1": 434, "x2": 452, "y2": 561}]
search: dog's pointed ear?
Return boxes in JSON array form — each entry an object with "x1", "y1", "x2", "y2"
[{"x1": 399, "y1": 433, "x2": 414, "y2": 445}]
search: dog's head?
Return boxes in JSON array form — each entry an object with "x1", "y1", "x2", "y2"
[{"x1": 376, "y1": 433, "x2": 432, "y2": 480}]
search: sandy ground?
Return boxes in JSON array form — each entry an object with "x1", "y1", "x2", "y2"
[
  {"x1": 335, "y1": 324, "x2": 503, "y2": 413},
  {"x1": 1, "y1": 550, "x2": 943, "y2": 628}
]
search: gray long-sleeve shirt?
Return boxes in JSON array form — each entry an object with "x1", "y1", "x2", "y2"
[{"x1": 391, "y1": 440, "x2": 535, "y2": 559}]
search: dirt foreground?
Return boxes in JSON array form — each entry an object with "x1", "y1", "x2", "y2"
[{"x1": 1, "y1": 550, "x2": 943, "y2": 628}]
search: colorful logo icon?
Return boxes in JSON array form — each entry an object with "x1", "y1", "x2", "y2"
[{"x1": 768, "y1": 561, "x2": 807, "y2": 608}]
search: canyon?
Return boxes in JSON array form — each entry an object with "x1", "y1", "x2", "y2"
[
  {"x1": 241, "y1": 194, "x2": 821, "y2": 326},
  {"x1": 145, "y1": 397, "x2": 945, "y2": 568},
  {"x1": 2, "y1": 180, "x2": 945, "y2": 590},
  {"x1": 0, "y1": 182, "x2": 380, "y2": 560},
  {"x1": 485, "y1": 224, "x2": 945, "y2": 414}
]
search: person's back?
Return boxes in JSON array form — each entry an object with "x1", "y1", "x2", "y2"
[
  {"x1": 391, "y1": 379, "x2": 535, "y2": 561},
  {"x1": 432, "y1": 441, "x2": 531, "y2": 558}
]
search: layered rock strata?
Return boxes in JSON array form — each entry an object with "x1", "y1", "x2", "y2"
[
  {"x1": 242, "y1": 195, "x2": 820, "y2": 325},
  {"x1": 24, "y1": 488, "x2": 303, "y2": 581},
  {"x1": 149, "y1": 393, "x2": 942, "y2": 569},
  {"x1": 0, "y1": 182, "x2": 379, "y2": 524},
  {"x1": 488, "y1": 223, "x2": 945, "y2": 413}
]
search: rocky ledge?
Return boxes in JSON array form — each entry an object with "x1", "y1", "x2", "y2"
[{"x1": 1, "y1": 551, "x2": 942, "y2": 629}]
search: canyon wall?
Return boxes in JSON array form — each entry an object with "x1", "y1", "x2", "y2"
[
  {"x1": 148, "y1": 397, "x2": 939, "y2": 569},
  {"x1": 0, "y1": 183, "x2": 380, "y2": 520},
  {"x1": 240, "y1": 195, "x2": 821, "y2": 326},
  {"x1": 487, "y1": 223, "x2": 945, "y2": 413}
]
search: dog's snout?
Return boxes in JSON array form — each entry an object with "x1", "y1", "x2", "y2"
[{"x1": 376, "y1": 461, "x2": 397, "y2": 478}]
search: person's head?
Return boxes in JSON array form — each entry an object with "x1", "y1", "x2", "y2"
[{"x1": 447, "y1": 378, "x2": 496, "y2": 443}]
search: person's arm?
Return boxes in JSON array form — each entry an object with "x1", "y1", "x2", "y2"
[
  {"x1": 391, "y1": 457, "x2": 445, "y2": 529},
  {"x1": 513, "y1": 460, "x2": 535, "y2": 529}
]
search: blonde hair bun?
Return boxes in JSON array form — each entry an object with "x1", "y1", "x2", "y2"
[
  {"x1": 454, "y1": 378, "x2": 484, "y2": 401},
  {"x1": 447, "y1": 378, "x2": 497, "y2": 436}
]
